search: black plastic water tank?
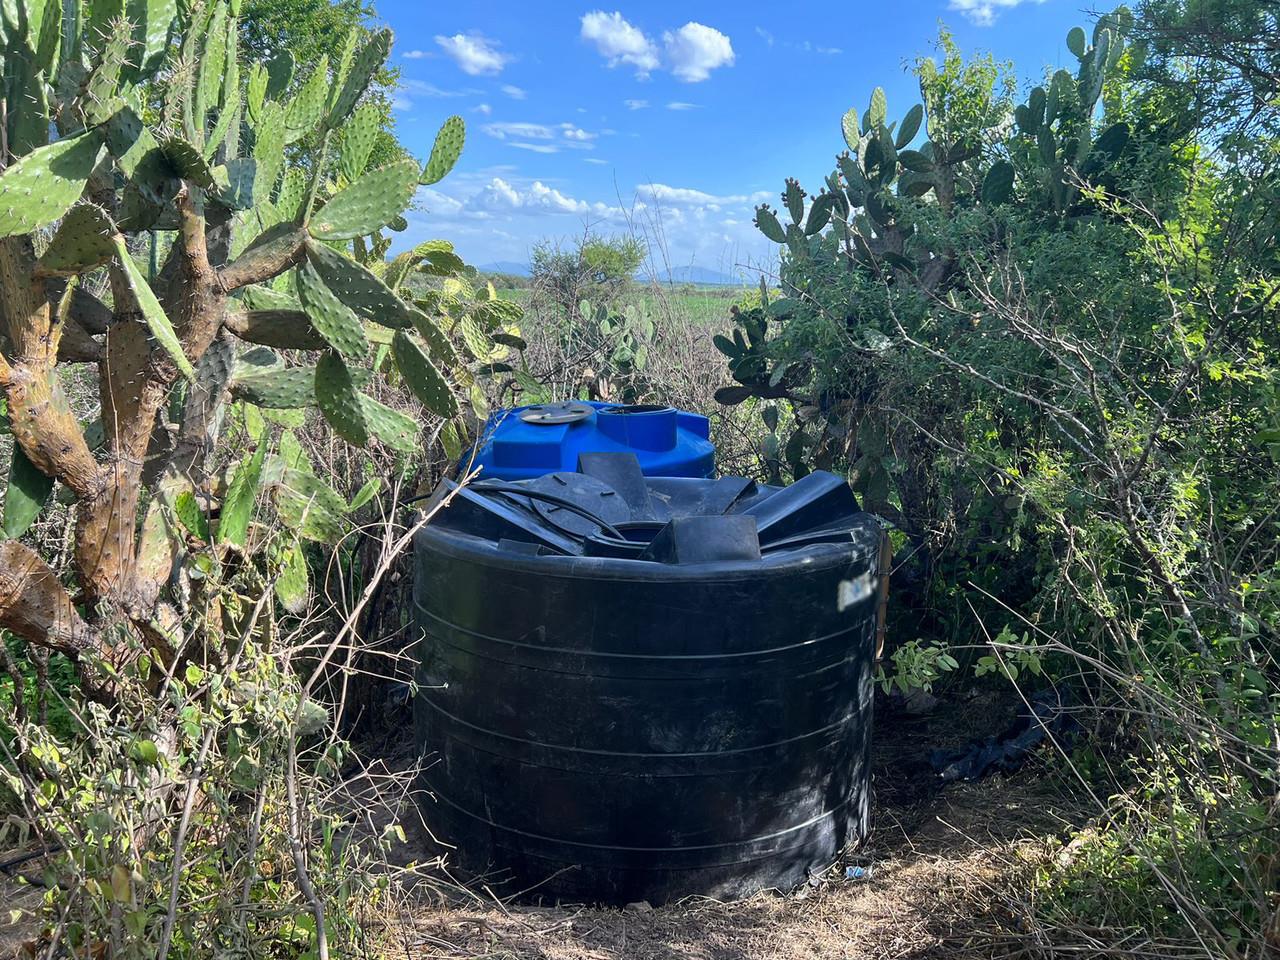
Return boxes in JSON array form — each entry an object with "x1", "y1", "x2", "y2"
[{"x1": 412, "y1": 454, "x2": 884, "y2": 904}]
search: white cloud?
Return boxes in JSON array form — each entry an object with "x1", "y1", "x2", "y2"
[
  {"x1": 754, "y1": 26, "x2": 774, "y2": 46},
  {"x1": 501, "y1": 84, "x2": 527, "y2": 99},
  {"x1": 476, "y1": 178, "x2": 593, "y2": 215},
  {"x1": 584, "y1": 158, "x2": 609, "y2": 165},
  {"x1": 484, "y1": 121, "x2": 598, "y2": 151},
  {"x1": 948, "y1": 0, "x2": 1045, "y2": 26},
  {"x1": 393, "y1": 79, "x2": 482, "y2": 112},
  {"x1": 580, "y1": 11, "x2": 660, "y2": 77},
  {"x1": 637, "y1": 183, "x2": 771, "y2": 209},
  {"x1": 402, "y1": 174, "x2": 777, "y2": 274},
  {"x1": 474, "y1": 103, "x2": 492, "y2": 115},
  {"x1": 482, "y1": 121, "x2": 555, "y2": 140},
  {"x1": 663, "y1": 22, "x2": 734, "y2": 82},
  {"x1": 418, "y1": 187, "x2": 466, "y2": 217},
  {"x1": 402, "y1": 49, "x2": 429, "y2": 59},
  {"x1": 799, "y1": 40, "x2": 842, "y2": 55},
  {"x1": 400, "y1": 80, "x2": 476, "y2": 99},
  {"x1": 666, "y1": 101, "x2": 698, "y2": 111},
  {"x1": 624, "y1": 98, "x2": 649, "y2": 110},
  {"x1": 435, "y1": 33, "x2": 511, "y2": 75}
]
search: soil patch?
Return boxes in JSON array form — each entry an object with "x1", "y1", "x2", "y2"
[{"x1": 379, "y1": 691, "x2": 1087, "y2": 960}]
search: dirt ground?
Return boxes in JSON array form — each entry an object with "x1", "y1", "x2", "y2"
[{"x1": 378, "y1": 692, "x2": 1086, "y2": 960}]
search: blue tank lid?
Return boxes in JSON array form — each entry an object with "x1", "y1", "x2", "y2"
[{"x1": 469, "y1": 401, "x2": 715, "y2": 481}]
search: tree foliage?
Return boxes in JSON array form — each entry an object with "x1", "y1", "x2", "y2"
[{"x1": 721, "y1": 7, "x2": 1279, "y2": 952}]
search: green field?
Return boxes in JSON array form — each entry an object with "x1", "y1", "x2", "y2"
[{"x1": 497, "y1": 284, "x2": 744, "y2": 326}]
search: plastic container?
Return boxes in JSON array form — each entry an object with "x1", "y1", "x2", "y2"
[
  {"x1": 466, "y1": 400, "x2": 714, "y2": 481},
  {"x1": 412, "y1": 453, "x2": 883, "y2": 904}
]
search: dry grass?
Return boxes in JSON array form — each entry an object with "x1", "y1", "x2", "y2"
[{"x1": 366, "y1": 693, "x2": 1085, "y2": 960}]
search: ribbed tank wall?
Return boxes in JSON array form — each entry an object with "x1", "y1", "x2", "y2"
[{"x1": 412, "y1": 519, "x2": 880, "y2": 904}]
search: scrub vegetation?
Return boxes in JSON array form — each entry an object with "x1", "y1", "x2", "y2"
[{"x1": 0, "y1": 0, "x2": 1277, "y2": 957}]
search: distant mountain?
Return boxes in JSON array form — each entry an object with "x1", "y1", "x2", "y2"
[
  {"x1": 654, "y1": 265, "x2": 744, "y2": 286},
  {"x1": 477, "y1": 260, "x2": 531, "y2": 277},
  {"x1": 477, "y1": 261, "x2": 748, "y2": 286}
]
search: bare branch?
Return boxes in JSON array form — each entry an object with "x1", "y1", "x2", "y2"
[
  {"x1": 217, "y1": 225, "x2": 308, "y2": 292},
  {"x1": 224, "y1": 308, "x2": 326, "y2": 349}
]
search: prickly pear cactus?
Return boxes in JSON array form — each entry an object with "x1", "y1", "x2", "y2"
[
  {"x1": 0, "y1": 0, "x2": 523, "y2": 652},
  {"x1": 718, "y1": 18, "x2": 1136, "y2": 494}
]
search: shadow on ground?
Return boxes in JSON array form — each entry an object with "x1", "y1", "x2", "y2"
[{"x1": 379, "y1": 691, "x2": 1088, "y2": 960}]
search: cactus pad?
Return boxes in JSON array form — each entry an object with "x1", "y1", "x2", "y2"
[
  {"x1": 306, "y1": 240, "x2": 415, "y2": 328},
  {"x1": 276, "y1": 168, "x2": 307, "y2": 221},
  {"x1": 285, "y1": 54, "x2": 329, "y2": 144},
  {"x1": 161, "y1": 136, "x2": 215, "y2": 188},
  {"x1": 360, "y1": 395, "x2": 419, "y2": 452},
  {"x1": 329, "y1": 28, "x2": 391, "y2": 127},
  {"x1": 867, "y1": 87, "x2": 887, "y2": 129},
  {"x1": 421, "y1": 115, "x2": 465, "y2": 185},
  {"x1": 36, "y1": 203, "x2": 116, "y2": 277},
  {"x1": 253, "y1": 102, "x2": 287, "y2": 198},
  {"x1": 981, "y1": 160, "x2": 1015, "y2": 205},
  {"x1": 211, "y1": 158, "x2": 256, "y2": 209},
  {"x1": 0, "y1": 131, "x2": 103, "y2": 238},
  {"x1": 297, "y1": 257, "x2": 369, "y2": 358},
  {"x1": 416, "y1": 247, "x2": 467, "y2": 277},
  {"x1": 246, "y1": 62, "x2": 268, "y2": 124},
  {"x1": 754, "y1": 205, "x2": 786, "y2": 244},
  {"x1": 409, "y1": 307, "x2": 461, "y2": 367},
  {"x1": 275, "y1": 465, "x2": 347, "y2": 542},
  {"x1": 472, "y1": 298, "x2": 523, "y2": 328},
  {"x1": 385, "y1": 239, "x2": 454, "y2": 290},
  {"x1": 232, "y1": 366, "x2": 316, "y2": 409},
  {"x1": 339, "y1": 104, "x2": 380, "y2": 183},
  {"x1": 4, "y1": 443, "x2": 55, "y2": 539},
  {"x1": 392, "y1": 330, "x2": 457, "y2": 418},
  {"x1": 314, "y1": 350, "x2": 368, "y2": 445},
  {"x1": 896, "y1": 105, "x2": 923, "y2": 149},
  {"x1": 239, "y1": 283, "x2": 301, "y2": 311},
  {"x1": 308, "y1": 159, "x2": 419, "y2": 240},
  {"x1": 841, "y1": 108, "x2": 859, "y2": 152}
]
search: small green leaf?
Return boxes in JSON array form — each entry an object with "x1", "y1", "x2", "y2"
[
  {"x1": 4, "y1": 443, "x2": 55, "y2": 538},
  {"x1": 131, "y1": 739, "x2": 160, "y2": 765},
  {"x1": 218, "y1": 442, "x2": 266, "y2": 546},
  {"x1": 111, "y1": 235, "x2": 196, "y2": 380},
  {"x1": 347, "y1": 477, "x2": 381, "y2": 512},
  {"x1": 173, "y1": 490, "x2": 210, "y2": 540}
]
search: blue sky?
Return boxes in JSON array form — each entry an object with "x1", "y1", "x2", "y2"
[{"x1": 379, "y1": 0, "x2": 1097, "y2": 276}]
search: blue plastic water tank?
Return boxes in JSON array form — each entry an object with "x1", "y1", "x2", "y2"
[{"x1": 469, "y1": 401, "x2": 714, "y2": 481}]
